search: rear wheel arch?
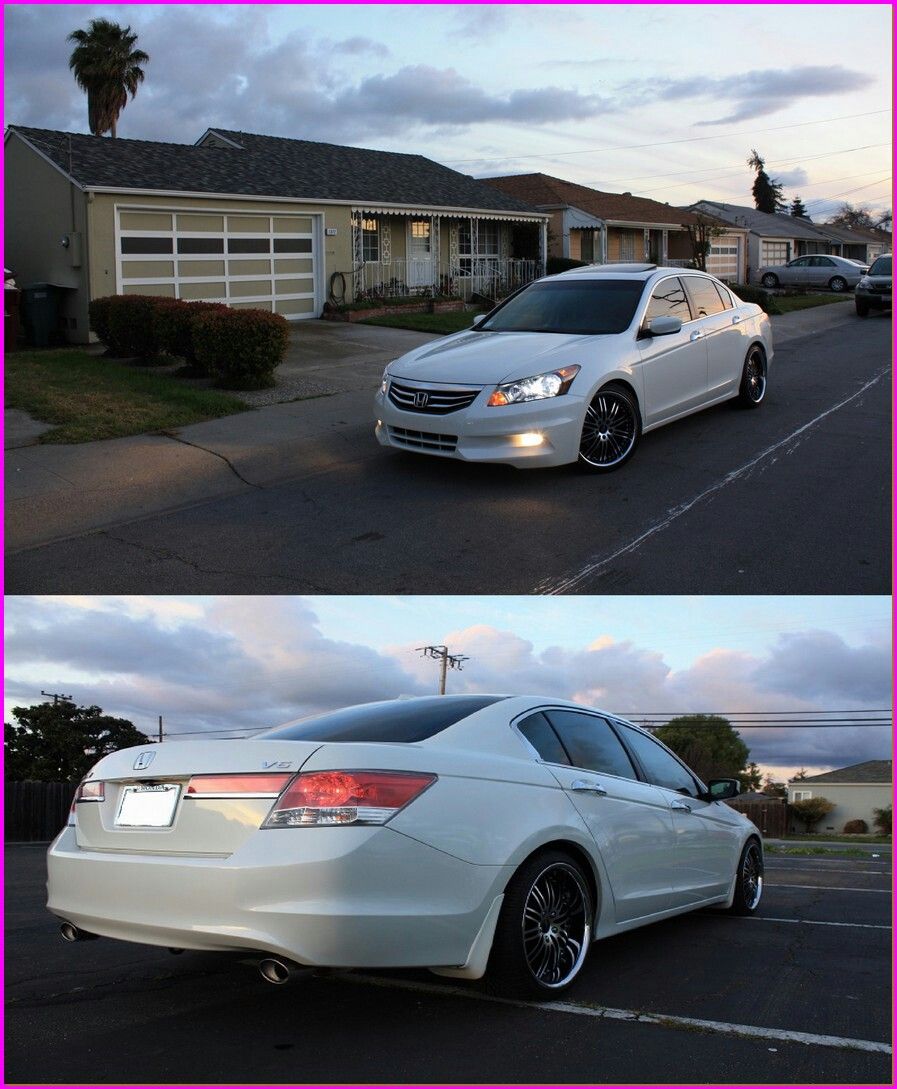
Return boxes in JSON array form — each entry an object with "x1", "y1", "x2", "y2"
[{"x1": 506, "y1": 839, "x2": 602, "y2": 923}]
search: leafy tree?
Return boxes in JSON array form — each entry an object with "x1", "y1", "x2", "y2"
[
  {"x1": 762, "y1": 775, "x2": 786, "y2": 798},
  {"x1": 792, "y1": 768, "x2": 809, "y2": 781},
  {"x1": 790, "y1": 196, "x2": 809, "y2": 219},
  {"x1": 652, "y1": 715, "x2": 749, "y2": 785},
  {"x1": 873, "y1": 805, "x2": 892, "y2": 836},
  {"x1": 747, "y1": 149, "x2": 786, "y2": 214},
  {"x1": 683, "y1": 213, "x2": 724, "y2": 271},
  {"x1": 790, "y1": 796, "x2": 835, "y2": 832},
  {"x1": 740, "y1": 761, "x2": 763, "y2": 792},
  {"x1": 68, "y1": 18, "x2": 149, "y2": 137},
  {"x1": 4, "y1": 699, "x2": 150, "y2": 782},
  {"x1": 828, "y1": 202, "x2": 893, "y2": 232}
]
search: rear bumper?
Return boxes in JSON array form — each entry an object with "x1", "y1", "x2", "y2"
[{"x1": 47, "y1": 826, "x2": 510, "y2": 969}]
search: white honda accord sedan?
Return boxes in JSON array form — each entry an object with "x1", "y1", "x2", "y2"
[
  {"x1": 48, "y1": 695, "x2": 763, "y2": 997},
  {"x1": 373, "y1": 264, "x2": 773, "y2": 471}
]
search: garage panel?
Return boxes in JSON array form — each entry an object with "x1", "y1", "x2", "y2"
[{"x1": 117, "y1": 207, "x2": 319, "y2": 319}]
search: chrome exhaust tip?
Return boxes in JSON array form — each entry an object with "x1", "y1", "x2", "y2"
[
  {"x1": 60, "y1": 922, "x2": 98, "y2": 943},
  {"x1": 258, "y1": 957, "x2": 300, "y2": 985}
]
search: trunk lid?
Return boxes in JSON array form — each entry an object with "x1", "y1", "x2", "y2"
[{"x1": 74, "y1": 740, "x2": 321, "y2": 856}]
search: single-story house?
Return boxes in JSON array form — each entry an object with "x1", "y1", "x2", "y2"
[
  {"x1": 689, "y1": 200, "x2": 849, "y2": 282},
  {"x1": 484, "y1": 173, "x2": 749, "y2": 282},
  {"x1": 811, "y1": 222, "x2": 891, "y2": 264},
  {"x1": 4, "y1": 125, "x2": 549, "y2": 341},
  {"x1": 787, "y1": 760, "x2": 893, "y2": 834}
]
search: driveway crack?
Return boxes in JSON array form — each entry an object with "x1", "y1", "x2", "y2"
[{"x1": 160, "y1": 431, "x2": 263, "y2": 489}]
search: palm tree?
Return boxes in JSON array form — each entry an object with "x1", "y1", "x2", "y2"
[{"x1": 68, "y1": 19, "x2": 149, "y2": 138}]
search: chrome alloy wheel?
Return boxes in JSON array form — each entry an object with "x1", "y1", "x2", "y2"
[
  {"x1": 521, "y1": 862, "x2": 591, "y2": 989},
  {"x1": 580, "y1": 390, "x2": 638, "y2": 468},
  {"x1": 742, "y1": 842, "x2": 763, "y2": 910},
  {"x1": 744, "y1": 349, "x2": 766, "y2": 403}
]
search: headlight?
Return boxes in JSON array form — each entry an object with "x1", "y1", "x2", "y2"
[
  {"x1": 858, "y1": 276, "x2": 871, "y2": 289},
  {"x1": 379, "y1": 365, "x2": 392, "y2": 394},
  {"x1": 487, "y1": 365, "x2": 580, "y2": 407}
]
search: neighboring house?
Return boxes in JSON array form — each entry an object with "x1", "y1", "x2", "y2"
[
  {"x1": 4, "y1": 125, "x2": 549, "y2": 341},
  {"x1": 813, "y1": 223, "x2": 891, "y2": 263},
  {"x1": 485, "y1": 173, "x2": 748, "y2": 282},
  {"x1": 787, "y1": 760, "x2": 893, "y2": 833},
  {"x1": 690, "y1": 200, "x2": 841, "y2": 282}
]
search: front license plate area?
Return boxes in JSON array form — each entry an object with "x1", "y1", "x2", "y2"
[{"x1": 115, "y1": 784, "x2": 180, "y2": 827}]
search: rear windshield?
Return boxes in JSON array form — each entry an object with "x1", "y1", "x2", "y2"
[
  {"x1": 481, "y1": 279, "x2": 645, "y2": 335},
  {"x1": 256, "y1": 695, "x2": 506, "y2": 744},
  {"x1": 869, "y1": 256, "x2": 892, "y2": 276}
]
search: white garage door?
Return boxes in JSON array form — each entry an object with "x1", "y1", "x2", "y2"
[
  {"x1": 707, "y1": 241, "x2": 740, "y2": 282},
  {"x1": 761, "y1": 241, "x2": 790, "y2": 266},
  {"x1": 117, "y1": 208, "x2": 319, "y2": 319}
]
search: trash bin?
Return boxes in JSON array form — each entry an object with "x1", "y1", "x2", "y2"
[
  {"x1": 4, "y1": 283, "x2": 21, "y2": 349},
  {"x1": 20, "y1": 283, "x2": 64, "y2": 348}
]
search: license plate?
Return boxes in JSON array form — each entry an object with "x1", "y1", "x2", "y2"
[{"x1": 115, "y1": 784, "x2": 180, "y2": 827}]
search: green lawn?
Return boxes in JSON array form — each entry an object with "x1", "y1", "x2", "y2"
[
  {"x1": 771, "y1": 294, "x2": 854, "y2": 314},
  {"x1": 6, "y1": 349, "x2": 248, "y2": 443},
  {"x1": 359, "y1": 310, "x2": 484, "y2": 335},
  {"x1": 783, "y1": 832, "x2": 890, "y2": 844},
  {"x1": 765, "y1": 845, "x2": 873, "y2": 859}
]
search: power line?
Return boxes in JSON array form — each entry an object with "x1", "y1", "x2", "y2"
[
  {"x1": 41, "y1": 690, "x2": 72, "y2": 705},
  {"x1": 443, "y1": 109, "x2": 892, "y2": 166},
  {"x1": 804, "y1": 176, "x2": 893, "y2": 208},
  {"x1": 417, "y1": 645, "x2": 469, "y2": 695}
]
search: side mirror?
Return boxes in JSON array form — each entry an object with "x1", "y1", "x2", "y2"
[
  {"x1": 705, "y1": 778, "x2": 741, "y2": 801},
  {"x1": 471, "y1": 313, "x2": 488, "y2": 329},
  {"x1": 643, "y1": 315, "x2": 682, "y2": 337}
]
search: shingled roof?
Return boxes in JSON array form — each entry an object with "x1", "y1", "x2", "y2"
[
  {"x1": 483, "y1": 172, "x2": 702, "y2": 227},
  {"x1": 7, "y1": 125, "x2": 541, "y2": 215},
  {"x1": 691, "y1": 200, "x2": 830, "y2": 241},
  {"x1": 797, "y1": 760, "x2": 892, "y2": 784}
]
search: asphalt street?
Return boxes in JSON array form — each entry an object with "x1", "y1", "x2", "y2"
[
  {"x1": 5, "y1": 308, "x2": 891, "y2": 594},
  {"x1": 5, "y1": 844, "x2": 892, "y2": 1084}
]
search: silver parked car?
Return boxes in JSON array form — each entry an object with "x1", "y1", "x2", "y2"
[{"x1": 758, "y1": 254, "x2": 868, "y2": 292}]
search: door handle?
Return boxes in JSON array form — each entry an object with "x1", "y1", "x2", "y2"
[
  {"x1": 670, "y1": 800, "x2": 692, "y2": 812},
  {"x1": 689, "y1": 330, "x2": 704, "y2": 342},
  {"x1": 571, "y1": 779, "x2": 608, "y2": 796},
  {"x1": 732, "y1": 314, "x2": 742, "y2": 324}
]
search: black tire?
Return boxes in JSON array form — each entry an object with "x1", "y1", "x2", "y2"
[
  {"x1": 829, "y1": 276, "x2": 848, "y2": 293},
  {"x1": 737, "y1": 345, "x2": 767, "y2": 408},
  {"x1": 486, "y1": 850, "x2": 594, "y2": 999},
  {"x1": 728, "y1": 839, "x2": 764, "y2": 915},
  {"x1": 578, "y1": 384, "x2": 641, "y2": 472},
  {"x1": 761, "y1": 273, "x2": 778, "y2": 289},
  {"x1": 856, "y1": 300, "x2": 870, "y2": 317}
]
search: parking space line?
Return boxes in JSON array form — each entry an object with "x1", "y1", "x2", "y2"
[
  {"x1": 767, "y1": 883, "x2": 892, "y2": 893},
  {"x1": 347, "y1": 975, "x2": 892, "y2": 1055},
  {"x1": 535, "y1": 366, "x2": 890, "y2": 594},
  {"x1": 765, "y1": 865, "x2": 891, "y2": 875},
  {"x1": 738, "y1": 916, "x2": 891, "y2": 930}
]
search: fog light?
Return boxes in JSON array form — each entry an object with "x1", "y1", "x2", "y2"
[{"x1": 513, "y1": 432, "x2": 544, "y2": 448}]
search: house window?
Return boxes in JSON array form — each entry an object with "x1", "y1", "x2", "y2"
[
  {"x1": 458, "y1": 219, "x2": 501, "y2": 274},
  {"x1": 761, "y1": 241, "x2": 790, "y2": 265},
  {"x1": 362, "y1": 218, "x2": 379, "y2": 263},
  {"x1": 792, "y1": 790, "x2": 813, "y2": 801}
]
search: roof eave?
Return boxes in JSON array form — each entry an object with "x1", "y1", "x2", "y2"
[{"x1": 6, "y1": 127, "x2": 84, "y2": 191}]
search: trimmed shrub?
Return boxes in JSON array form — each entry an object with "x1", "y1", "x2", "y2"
[
  {"x1": 88, "y1": 296, "x2": 120, "y2": 353},
  {"x1": 153, "y1": 299, "x2": 229, "y2": 374},
  {"x1": 546, "y1": 256, "x2": 588, "y2": 276},
  {"x1": 730, "y1": 284, "x2": 781, "y2": 315},
  {"x1": 105, "y1": 294, "x2": 174, "y2": 362},
  {"x1": 873, "y1": 805, "x2": 892, "y2": 836},
  {"x1": 192, "y1": 308, "x2": 290, "y2": 390},
  {"x1": 843, "y1": 818, "x2": 869, "y2": 834},
  {"x1": 790, "y1": 796, "x2": 835, "y2": 832}
]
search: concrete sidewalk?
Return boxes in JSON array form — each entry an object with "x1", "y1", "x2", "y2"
[{"x1": 3, "y1": 301, "x2": 861, "y2": 553}]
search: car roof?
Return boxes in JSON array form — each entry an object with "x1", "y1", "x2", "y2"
[{"x1": 551, "y1": 263, "x2": 716, "y2": 281}]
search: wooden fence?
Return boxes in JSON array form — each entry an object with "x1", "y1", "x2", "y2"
[
  {"x1": 727, "y1": 799, "x2": 788, "y2": 837},
  {"x1": 5, "y1": 781, "x2": 76, "y2": 841}
]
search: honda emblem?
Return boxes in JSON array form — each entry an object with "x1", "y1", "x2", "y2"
[
  {"x1": 133, "y1": 751, "x2": 156, "y2": 771},
  {"x1": 414, "y1": 391, "x2": 429, "y2": 408}
]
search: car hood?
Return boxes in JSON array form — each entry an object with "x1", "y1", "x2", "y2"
[
  {"x1": 865, "y1": 275, "x2": 892, "y2": 287},
  {"x1": 388, "y1": 329, "x2": 607, "y2": 386}
]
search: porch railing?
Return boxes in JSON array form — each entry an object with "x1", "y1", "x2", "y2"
[{"x1": 357, "y1": 258, "x2": 539, "y2": 303}]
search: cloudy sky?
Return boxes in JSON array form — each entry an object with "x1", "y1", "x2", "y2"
[
  {"x1": 4, "y1": 595, "x2": 891, "y2": 780},
  {"x1": 4, "y1": 4, "x2": 892, "y2": 217}
]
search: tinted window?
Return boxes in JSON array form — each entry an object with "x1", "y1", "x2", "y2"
[
  {"x1": 813, "y1": 257, "x2": 835, "y2": 267},
  {"x1": 121, "y1": 237, "x2": 173, "y2": 254},
  {"x1": 177, "y1": 237, "x2": 224, "y2": 254},
  {"x1": 274, "y1": 238, "x2": 313, "y2": 253},
  {"x1": 684, "y1": 276, "x2": 726, "y2": 317},
  {"x1": 544, "y1": 711, "x2": 636, "y2": 779},
  {"x1": 481, "y1": 280, "x2": 645, "y2": 335},
  {"x1": 713, "y1": 282, "x2": 733, "y2": 310},
  {"x1": 621, "y1": 726, "x2": 700, "y2": 796},
  {"x1": 870, "y1": 256, "x2": 892, "y2": 276},
  {"x1": 644, "y1": 277, "x2": 691, "y2": 322},
  {"x1": 517, "y1": 712, "x2": 570, "y2": 765},
  {"x1": 258, "y1": 696, "x2": 506, "y2": 744},
  {"x1": 790, "y1": 258, "x2": 810, "y2": 267},
  {"x1": 228, "y1": 238, "x2": 271, "y2": 254}
]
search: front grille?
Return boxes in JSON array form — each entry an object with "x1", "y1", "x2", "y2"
[
  {"x1": 388, "y1": 381, "x2": 480, "y2": 415},
  {"x1": 388, "y1": 426, "x2": 458, "y2": 453}
]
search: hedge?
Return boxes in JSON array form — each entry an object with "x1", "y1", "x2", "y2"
[
  {"x1": 192, "y1": 308, "x2": 290, "y2": 390},
  {"x1": 105, "y1": 293, "x2": 174, "y2": 362},
  {"x1": 730, "y1": 284, "x2": 781, "y2": 315},
  {"x1": 152, "y1": 299, "x2": 229, "y2": 374}
]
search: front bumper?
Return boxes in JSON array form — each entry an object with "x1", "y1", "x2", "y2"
[
  {"x1": 373, "y1": 386, "x2": 586, "y2": 468},
  {"x1": 856, "y1": 282, "x2": 892, "y2": 309},
  {"x1": 47, "y1": 825, "x2": 510, "y2": 969}
]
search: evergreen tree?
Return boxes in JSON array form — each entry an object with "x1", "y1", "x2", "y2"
[
  {"x1": 748, "y1": 149, "x2": 786, "y2": 214},
  {"x1": 790, "y1": 196, "x2": 809, "y2": 219}
]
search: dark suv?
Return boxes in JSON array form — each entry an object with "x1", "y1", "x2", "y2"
[{"x1": 855, "y1": 254, "x2": 892, "y2": 316}]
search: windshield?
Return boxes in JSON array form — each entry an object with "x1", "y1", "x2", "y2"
[
  {"x1": 869, "y1": 256, "x2": 892, "y2": 276},
  {"x1": 481, "y1": 279, "x2": 645, "y2": 335}
]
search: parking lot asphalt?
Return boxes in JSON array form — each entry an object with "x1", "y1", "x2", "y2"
[
  {"x1": 5, "y1": 843, "x2": 891, "y2": 1085},
  {"x1": 4, "y1": 307, "x2": 891, "y2": 595}
]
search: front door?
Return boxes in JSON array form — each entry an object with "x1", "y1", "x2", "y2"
[{"x1": 407, "y1": 220, "x2": 433, "y2": 288}]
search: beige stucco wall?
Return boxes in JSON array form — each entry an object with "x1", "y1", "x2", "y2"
[
  {"x1": 788, "y1": 782, "x2": 893, "y2": 833},
  {"x1": 4, "y1": 134, "x2": 91, "y2": 342}
]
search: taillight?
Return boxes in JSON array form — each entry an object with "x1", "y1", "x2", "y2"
[
  {"x1": 75, "y1": 781, "x2": 105, "y2": 802},
  {"x1": 185, "y1": 774, "x2": 291, "y2": 797},
  {"x1": 262, "y1": 770, "x2": 436, "y2": 828}
]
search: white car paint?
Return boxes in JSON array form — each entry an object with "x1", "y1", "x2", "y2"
[
  {"x1": 373, "y1": 265, "x2": 773, "y2": 468},
  {"x1": 48, "y1": 696, "x2": 760, "y2": 990}
]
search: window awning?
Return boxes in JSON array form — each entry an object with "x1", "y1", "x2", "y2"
[{"x1": 351, "y1": 205, "x2": 546, "y2": 223}]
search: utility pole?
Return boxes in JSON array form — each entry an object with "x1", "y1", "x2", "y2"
[
  {"x1": 41, "y1": 690, "x2": 72, "y2": 705},
  {"x1": 416, "y1": 645, "x2": 469, "y2": 695},
  {"x1": 158, "y1": 715, "x2": 164, "y2": 744}
]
